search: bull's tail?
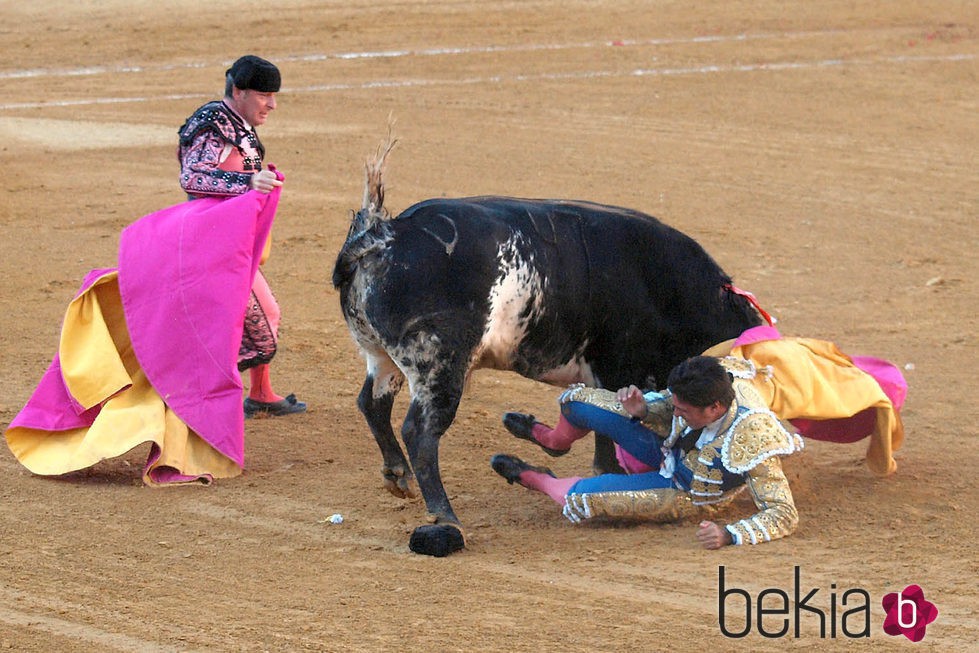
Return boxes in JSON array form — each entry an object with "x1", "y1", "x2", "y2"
[
  {"x1": 332, "y1": 132, "x2": 398, "y2": 290},
  {"x1": 362, "y1": 133, "x2": 397, "y2": 217}
]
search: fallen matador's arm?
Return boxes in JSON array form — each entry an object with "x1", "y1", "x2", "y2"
[{"x1": 726, "y1": 455, "x2": 799, "y2": 545}]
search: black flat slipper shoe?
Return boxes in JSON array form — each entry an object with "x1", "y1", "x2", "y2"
[
  {"x1": 244, "y1": 393, "x2": 307, "y2": 418},
  {"x1": 502, "y1": 412, "x2": 569, "y2": 457},
  {"x1": 490, "y1": 453, "x2": 555, "y2": 486}
]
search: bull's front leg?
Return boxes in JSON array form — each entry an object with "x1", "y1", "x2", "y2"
[
  {"x1": 400, "y1": 398, "x2": 466, "y2": 557},
  {"x1": 356, "y1": 373, "x2": 413, "y2": 498}
]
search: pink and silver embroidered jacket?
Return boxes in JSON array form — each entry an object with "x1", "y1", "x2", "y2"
[{"x1": 177, "y1": 100, "x2": 265, "y2": 197}]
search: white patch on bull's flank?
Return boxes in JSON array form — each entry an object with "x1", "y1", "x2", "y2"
[
  {"x1": 475, "y1": 240, "x2": 543, "y2": 370},
  {"x1": 473, "y1": 240, "x2": 598, "y2": 386},
  {"x1": 342, "y1": 231, "x2": 590, "y2": 413}
]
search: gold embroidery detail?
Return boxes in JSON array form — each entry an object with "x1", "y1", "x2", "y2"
[
  {"x1": 559, "y1": 385, "x2": 628, "y2": 417},
  {"x1": 683, "y1": 448, "x2": 702, "y2": 471},
  {"x1": 567, "y1": 487, "x2": 741, "y2": 523},
  {"x1": 726, "y1": 457, "x2": 798, "y2": 545},
  {"x1": 639, "y1": 395, "x2": 673, "y2": 435},
  {"x1": 732, "y1": 379, "x2": 768, "y2": 411},
  {"x1": 722, "y1": 411, "x2": 802, "y2": 473},
  {"x1": 718, "y1": 356, "x2": 759, "y2": 379},
  {"x1": 703, "y1": 467, "x2": 723, "y2": 482}
]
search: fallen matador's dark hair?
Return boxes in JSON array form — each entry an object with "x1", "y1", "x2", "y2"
[{"x1": 667, "y1": 356, "x2": 735, "y2": 407}]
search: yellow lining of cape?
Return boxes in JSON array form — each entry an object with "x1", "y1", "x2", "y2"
[
  {"x1": 703, "y1": 337, "x2": 902, "y2": 475},
  {"x1": 5, "y1": 272, "x2": 240, "y2": 485}
]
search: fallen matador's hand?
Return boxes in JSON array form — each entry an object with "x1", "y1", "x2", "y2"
[
  {"x1": 696, "y1": 520, "x2": 733, "y2": 549},
  {"x1": 616, "y1": 384, "x2": 647, "y2": 420},
  {"x1": 250, "y1": 169, "x2": 284, "y2": 193}
]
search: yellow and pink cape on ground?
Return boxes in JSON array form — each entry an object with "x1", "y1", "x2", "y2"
[
  {"x1": 5, "y1": 185, "x2": 280, "y2": 485},
  {"x1": 711, "y1": 325, "x2": 907, "y2": 475},
  {"x1": 612, "y1": 325, "x2": 907, "y2": 477}
]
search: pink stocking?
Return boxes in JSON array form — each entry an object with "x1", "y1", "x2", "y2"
[
  {"x1": 531, "y1": 415, "x2": 591, "y2": 452},
  {"x1": 518, "y1": 471, "x2": 581, "y2": 505},
  {"x1": 248, "y1": 364, "x2": 283, "y2": 403}
]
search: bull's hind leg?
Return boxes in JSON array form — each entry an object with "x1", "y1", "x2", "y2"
[
  {"x1": 357, "y1": 358, "x2": 413, "y2": 498},
  {"x1": 401, "y1": 390, "x2": 466, "y2": 557}
]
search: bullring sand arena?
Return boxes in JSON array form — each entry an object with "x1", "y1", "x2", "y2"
[{"x1": 1, "y1": 1, "x2": 976, "y2": 650}]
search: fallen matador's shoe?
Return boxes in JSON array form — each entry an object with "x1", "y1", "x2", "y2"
[
  {"x1": 490, "y1": 453, "x2": 555, "y2": 486},
  {"x1": 502, "y1": 412, "x2": 570, "y2": 457},
  {"x1": 244, "y1": 393, "x2": 307, "y2": 418}
]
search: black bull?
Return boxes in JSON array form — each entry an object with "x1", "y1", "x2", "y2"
[{"x1": 333, "y1": 183, "x2": 763, "y2": 556}]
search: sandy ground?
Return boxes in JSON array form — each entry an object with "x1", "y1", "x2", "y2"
[{"x1": 0, "y1": 1, "x2": 976, "y2": 651}]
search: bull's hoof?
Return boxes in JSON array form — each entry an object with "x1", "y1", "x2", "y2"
[
  {"x1": 408, "y1": 524, "x2": 466, "y2": 557},
  {"x1": 381, "y1": 465, "x2": 414, "y2": 499}
]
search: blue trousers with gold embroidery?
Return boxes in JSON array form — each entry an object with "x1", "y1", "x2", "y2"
[{"x1": 560, "y1": 400, "x2": 693, "y2": 494}]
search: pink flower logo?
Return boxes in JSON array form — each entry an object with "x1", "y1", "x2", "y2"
[{"x1": 882, "y1": 585, "x2": 938, "y2": 642}]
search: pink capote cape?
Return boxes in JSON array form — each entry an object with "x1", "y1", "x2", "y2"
[{"x1": 5, "y1": 182, "x2": 280, "y2": 482}]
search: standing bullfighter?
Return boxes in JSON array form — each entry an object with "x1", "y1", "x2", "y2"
[{"x1": 178, "y1": 54, "x2": 306, "y2": 419}]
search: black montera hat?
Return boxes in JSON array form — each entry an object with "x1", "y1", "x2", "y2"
[{"x1": 226, "y1": 55, "x2": 281, "y2": 92}]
